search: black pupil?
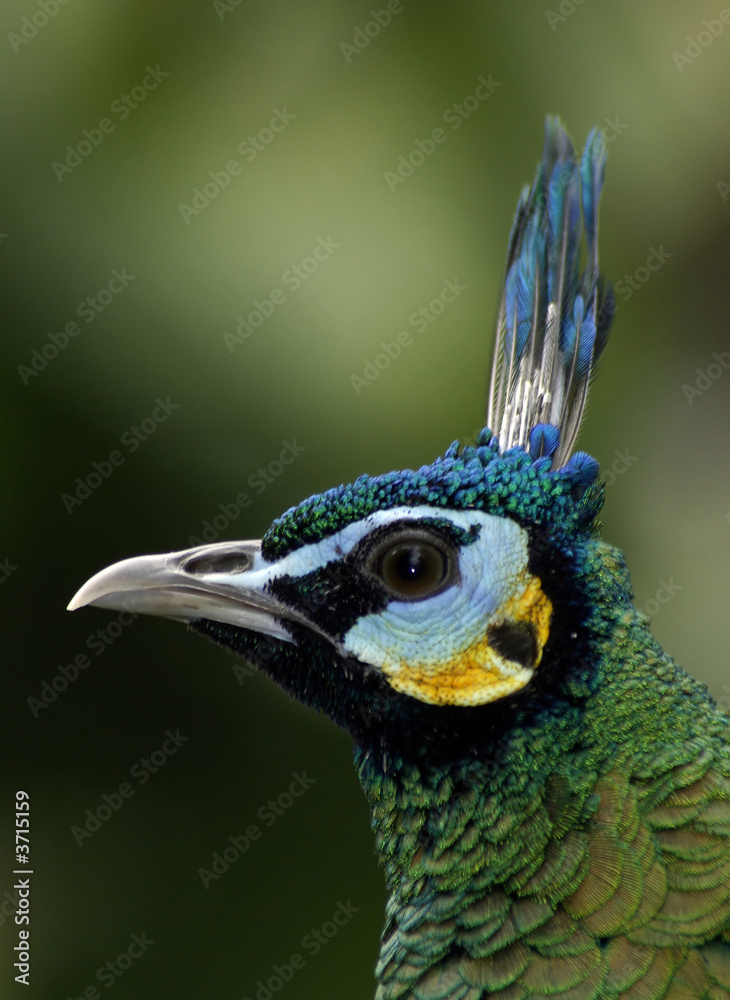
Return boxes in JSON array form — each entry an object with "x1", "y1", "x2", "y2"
[
  {"x1": 380, "y1": 542, "x2": 446, "y2": 597},
  {"x1": 395, "y1": 547, "x2": 425, "y2": 580}
]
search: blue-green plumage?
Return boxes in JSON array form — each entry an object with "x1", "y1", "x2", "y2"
[{"x1": 69, "y1": 120, "x2": 730, "y2": 999}]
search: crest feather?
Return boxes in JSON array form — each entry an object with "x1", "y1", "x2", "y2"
[{"x1": 487, "y1": 118, "x2": 614, "y2": 469}]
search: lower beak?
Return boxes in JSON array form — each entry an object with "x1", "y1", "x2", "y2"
[{"x1": 68, "y1": 541, "x2": 304, "y2": 644}]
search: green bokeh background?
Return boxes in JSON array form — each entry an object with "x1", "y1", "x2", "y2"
[{"x1": 3, "y1": 1, "x2": 730, "y2": 997}]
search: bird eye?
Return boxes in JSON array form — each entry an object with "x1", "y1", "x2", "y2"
[{"x1": 368, "y1": 531, "x2": 456, "y2": 601}]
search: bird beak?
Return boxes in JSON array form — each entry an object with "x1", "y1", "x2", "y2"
[{"x1": 67, "y1": 540, "x2": 327, "y2": 646}]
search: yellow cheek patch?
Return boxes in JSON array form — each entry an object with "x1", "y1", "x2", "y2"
[
  {"x1": 381, "y1": 644, "x2": 533, "y2": 707},
  {"x1": 380, "y1": 572, "x2": 553, "y2": 707},
  {"x1": 502, "y1": 573, "x2": 552, "y2": 657}
]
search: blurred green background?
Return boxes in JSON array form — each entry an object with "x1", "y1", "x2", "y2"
[{"x1": 3, "y1": 1, "x2": 730, "y2": 997}]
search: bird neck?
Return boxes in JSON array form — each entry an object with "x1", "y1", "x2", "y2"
[{"x1": 353, "y1": 723, "x2": 576, "y2": 996}]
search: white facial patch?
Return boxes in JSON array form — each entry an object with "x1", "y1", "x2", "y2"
[
  {"x1": 341, "y1": 508, "x2": 528, "y2": 664},
  {"x1": 336, "y1": 508, "x2": 552, "y2": 705}
]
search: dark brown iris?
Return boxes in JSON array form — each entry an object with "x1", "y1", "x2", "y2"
[{"x1": 378, "y1": 541, "x2": 448, "y2": 598}]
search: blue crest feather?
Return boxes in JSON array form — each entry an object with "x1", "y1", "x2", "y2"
[{"x1": 487, "y1": 118, "x2": 613, "y2": 469}]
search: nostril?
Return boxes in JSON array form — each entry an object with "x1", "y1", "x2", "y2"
[{"x1": 183, "y1": 552, "x2": 254, "y2": 576}]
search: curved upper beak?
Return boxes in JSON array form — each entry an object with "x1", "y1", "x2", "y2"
[{"x1": 68, "y1": 540, "x2": 327, "y2": 646}]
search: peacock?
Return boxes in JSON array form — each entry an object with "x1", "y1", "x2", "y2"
[{"x1": 69, "y1": 119, "x2": 730, "y2": 1000}]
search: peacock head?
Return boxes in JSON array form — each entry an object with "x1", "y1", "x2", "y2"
[{"x1": 68, "y1": 118, "x2": 615, "y2": 752}]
